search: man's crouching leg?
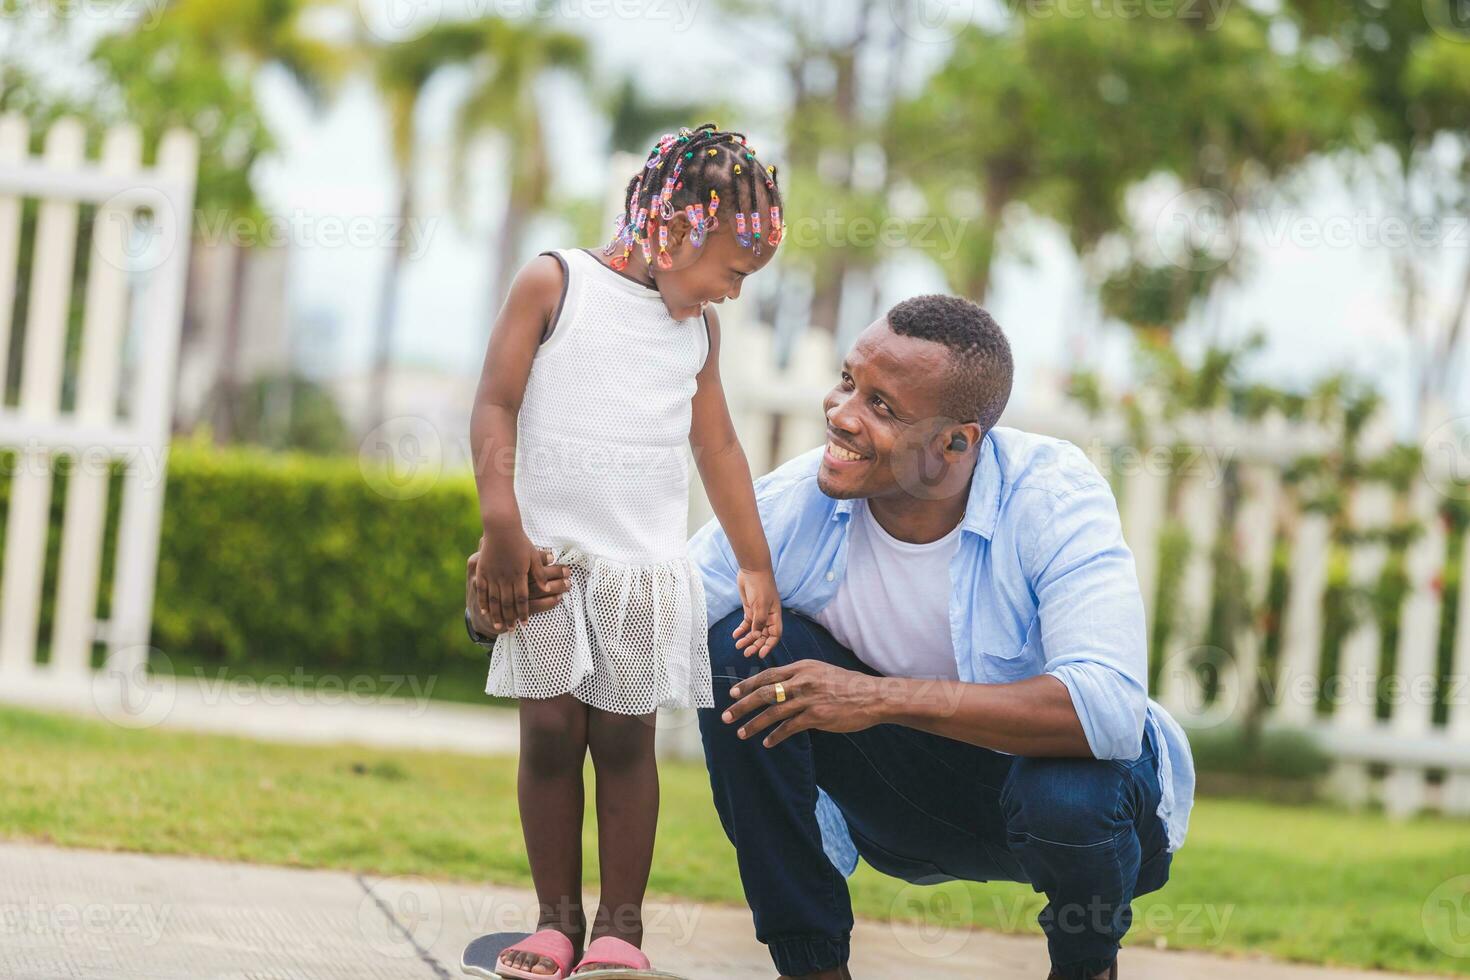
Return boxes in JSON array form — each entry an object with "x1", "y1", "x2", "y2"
[
  {"x1": 697, "y1": 610, "x2": 854, "y2": 979},
  {"x1": 1000, "y1": 730, "x2": 1172, "y2": 980}
]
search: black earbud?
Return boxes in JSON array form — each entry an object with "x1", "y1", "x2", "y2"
[{"x1": 948, "y1": 433, "x2": 968, "y2": 452}]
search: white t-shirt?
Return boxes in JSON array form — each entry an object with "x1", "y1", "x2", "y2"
[{"x1": 812, "y1": 500, "x2": 963, "y2": 680}]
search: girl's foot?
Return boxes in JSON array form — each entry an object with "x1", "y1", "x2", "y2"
[
  {"x1": 498, "y1": 925, "x2": 583, "y2": 978},
  {"x1": 571, "y1": 935, "x2": 651, "y2": 975}
]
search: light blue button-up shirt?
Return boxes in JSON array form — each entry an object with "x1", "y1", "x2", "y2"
[{"x1": 688, "y1": 426, "x2": 1195, "y2": 875}]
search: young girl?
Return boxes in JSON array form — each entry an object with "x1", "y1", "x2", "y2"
[{"x1": 470, "y1": 124, "x2": 786, "y2": 978}]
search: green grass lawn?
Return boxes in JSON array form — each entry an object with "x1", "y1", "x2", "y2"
[{"x1": 2, "y1": 705, "x2": 1466, "y2": 976}]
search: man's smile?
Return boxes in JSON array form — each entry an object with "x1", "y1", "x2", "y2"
[{"x1": 824, "y1": 436, "x2": 871, "y2": 465}]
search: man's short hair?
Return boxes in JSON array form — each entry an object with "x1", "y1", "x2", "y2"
[{"x1": 886, "y1": 294, "x2": 1013, "y2": 431}]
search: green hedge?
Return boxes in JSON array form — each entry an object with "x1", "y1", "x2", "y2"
[
  {"x1": 153, "y1": 441, "x2": 483, "y2": 673},
  {"x1": 0, "y1": 440, "x2": 485, "y2": 677}
]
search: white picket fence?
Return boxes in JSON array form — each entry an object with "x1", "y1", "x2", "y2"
[
  {"x1": 0, "y1": 117, "x2": 197, "y2": 709},
  {"x1": 707, "y1": 314, "x2": 1470, "y2": 817}
]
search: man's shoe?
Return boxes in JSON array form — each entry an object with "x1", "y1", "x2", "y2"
[{"x1": 1047, "y1": 964, "x2": 1117, "y2": 980}]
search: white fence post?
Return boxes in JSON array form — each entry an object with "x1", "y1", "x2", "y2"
[
  {"x1": 1227, "y1": 461, "x2": 1283, "y2": 721},
  {"x1": 0, "y1": 119, "x2": 197, "y2": 709},
  {"x1": 100, "y1": 129, "x2": 199, "y2": 690},
  {"x1": 1274, "y1": 504, "x2": 1332, "y2": 726},
  {"x1": 49, "y1": 125, "x2": 143, "y2": 679},
  {"x1": 1381, "y1": 475, "x2": 1447, "y2": 817},
  {"x1": 781, "y1": 328, "x2": 835, "y2": 464},
  {"x1": 1328, "y1": 482, "x2": 1395, "y2": 807},
  {"x1": 1156, "y1": 467, "x2": 1221, "y2": 715},
  {"x1": 0, "y1": 118, "x2": 85, "y2": 677},
  {"x1": 1121, "y1": 461, "x2": 1167, "y2": 638},
  {"x1": 1444, "y1": 512, "x2": 1470, "y2": 815},
  {"x1": 0, "y1": 115, "x2": 26, "y2": 400}
]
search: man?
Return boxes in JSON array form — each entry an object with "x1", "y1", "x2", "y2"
[{"x1": 467, "y1": 295, "x2": 1194, "y2": 980}]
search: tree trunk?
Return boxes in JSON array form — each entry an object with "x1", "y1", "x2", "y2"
[
  {"x1": 368, "y1": 182, "x2": 412, "y2": 440},
  {"x1": 212, "y1": 241, "x2": 251, "y2": 445},
  {"x1": 490, "y1": 196, "x2": 528, "y2": 331}
]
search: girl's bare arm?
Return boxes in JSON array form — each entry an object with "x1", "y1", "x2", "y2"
[
  {"x1": 470, "y1": 254, "x2": 562, "y2": 627},
  {"x1": 688, "y1": 306, "x2": 772, "y2": 575}
]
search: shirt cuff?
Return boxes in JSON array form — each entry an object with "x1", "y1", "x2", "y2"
[{"x1": 464, "y1": 609, "x2": 495, "y2": 649}]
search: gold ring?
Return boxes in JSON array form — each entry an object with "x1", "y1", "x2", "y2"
[{"x1": 773, "y1": 682, "x2": 787, "y2": 704}]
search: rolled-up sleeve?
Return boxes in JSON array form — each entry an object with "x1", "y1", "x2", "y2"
[{"x1": 1023, "y1": 480, "x2": 1149, "y2": 761}]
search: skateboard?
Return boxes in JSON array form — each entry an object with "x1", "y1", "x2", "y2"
[{"x1": 461, "y1": 932, "x2": 688, "y2": 980}]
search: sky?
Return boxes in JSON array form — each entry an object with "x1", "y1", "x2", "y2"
[{"x1": 8, "y1": 0, "x2": 1468, "y2": 434}]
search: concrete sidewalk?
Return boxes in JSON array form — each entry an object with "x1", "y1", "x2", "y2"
[{"x1": 0, "y1": 841, "x2": 1437, "y2": 980}]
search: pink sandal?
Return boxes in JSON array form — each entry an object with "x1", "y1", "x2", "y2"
[
  {"x1": 571, "y1": 936, "x2": 652, "y2": 976},
  {"x1": 496, "y1": 929, "x2": 576, "y2": 980}
]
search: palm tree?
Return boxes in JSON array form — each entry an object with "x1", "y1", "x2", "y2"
[
  {"x1": 444, "y1": 20, "x2": 588, "y2": 328},
  {"x1": 93, "y1": 0, "x2": 346, "y2": 443},
  {"x1": 362, "y1": 23, "x2": 483, "y2": 437}
]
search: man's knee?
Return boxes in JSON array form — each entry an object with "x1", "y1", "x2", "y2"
[
  {"x1": 708, "y1": 607, "x2": 818, "y2": 682},
  {"x1": 1002, "y1": 756, "x2": 1129, "y2": 848},
  {"x1": 707, "y1": 609, "x2": 748, "y2": 679}
]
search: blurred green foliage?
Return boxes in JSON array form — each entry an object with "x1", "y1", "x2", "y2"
[{"x1": 0, "y1": 441, "x2": 485, "y2": 677}]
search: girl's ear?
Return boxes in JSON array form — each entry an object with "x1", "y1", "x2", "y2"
[
  {"x1": 665, "y1": 210, "x2": 708, "y2": 268},
  {"x1": 665, "y1": 210, "x2": 692, "y2": 248}
]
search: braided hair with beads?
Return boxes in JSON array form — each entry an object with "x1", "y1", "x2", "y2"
[{"x1": 605, "y1": 123, "x2": 784, "y2": 272}]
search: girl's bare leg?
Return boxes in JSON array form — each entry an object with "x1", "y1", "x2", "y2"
[
  {"x1": 582, "y1": 708, "x2": 659, "y2": 963},
  {"x1": 504, "y1": 694, "x2": 590, "y2": 976}
]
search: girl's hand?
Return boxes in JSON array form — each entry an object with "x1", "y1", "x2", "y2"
[
  {"x1": 475, "y1": 525, "x2": 540, "y2": 630},
  {"x1": 734, "y1": 567, "x2": 783, "y2": 658}
]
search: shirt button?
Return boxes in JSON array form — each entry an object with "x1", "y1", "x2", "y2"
[{"x1": 826, "y1": 571, "x2": 835, "y2": 581}]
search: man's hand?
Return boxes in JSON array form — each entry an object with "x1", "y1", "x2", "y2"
[
  {"x1": 720, "y1": 661, "x2": 891, "y2": 748},
  {"x1": 466, "y1": 542, "x2": 569, "y2": 639}
]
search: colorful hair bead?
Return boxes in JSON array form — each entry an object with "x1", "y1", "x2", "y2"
[
  {"x1": 604, "y1": 213, "x2": 627, "y2": 256},
  {"x1": 657, "y1": 224, "x2": 672, "y2": 270},
  {"x1": 708, "y1": 191, "x2": 719, "y2": 221},
  {"x1": 768, "y1": 205, "x2": 783, "y2": 245},
  {"x1": 640, "y1": 215, "x2": 654, "y2": 264},
  {"x1": 686, "y1": 205, "x2": 705, "y2": 248},
  {"x1": 735, "y1": 211, "x2": 751, "y2": 248}
]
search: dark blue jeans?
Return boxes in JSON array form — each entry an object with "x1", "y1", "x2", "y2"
[{"x1": 697, "y1": 611, "x2": 1172, "y2": 979}]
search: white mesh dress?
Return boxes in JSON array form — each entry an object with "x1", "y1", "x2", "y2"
[{"x1": 486, "y1": 248, "x2": 714, "y2": 714}]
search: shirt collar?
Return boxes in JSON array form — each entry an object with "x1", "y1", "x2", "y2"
[{"x1": 830, "y1": 431, "x2": 1002, "y2": 540}]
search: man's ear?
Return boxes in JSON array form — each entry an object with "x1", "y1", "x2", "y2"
[{"x1": 942, "y1": 422, "x2": 983, "y2": 456}]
